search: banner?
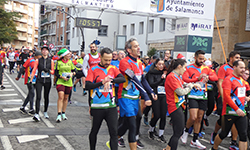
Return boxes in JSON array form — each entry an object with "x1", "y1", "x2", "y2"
[{"x1": 45, "y1": 0, "x2": 216, "y2": 20}]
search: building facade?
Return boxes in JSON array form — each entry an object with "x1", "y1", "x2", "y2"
[{"x1": 4, "y1": 1, "x2": 39, "y2": 50}]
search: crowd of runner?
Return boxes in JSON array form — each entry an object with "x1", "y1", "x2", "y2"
[{"x1": 1, "y1": 37, "x2": 250, "y2": 150}]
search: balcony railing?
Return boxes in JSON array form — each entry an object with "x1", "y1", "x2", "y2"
[
  {"x1": 40, "y1": 30, "x2": 48, "y2": 35},
  {"x1": 16, "y1": 26, "x2": 28, "y2": 32},
  {"x1": 41, "y1": 18, "x2": 48, "y2": 25}
]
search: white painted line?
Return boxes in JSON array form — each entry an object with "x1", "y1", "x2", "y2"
[
  {"x1": 1, "y1": 99, "x2": 22, "y2": 103},
  {"x1": 16, "y1": 135, "x2": 49, "y2": 143},
  {"x1": 5, "y1": 72, "x2": 75, "y2": 150},
  {"x1": 8, "y1": 117, "x2": 33, "y2": 124},
  {"x1": 0, "y1": 89, "x2": 15, "y2": 92},
  {"x1": 0, "y1": 94, "x2": 18, "y2": 97},
  {"x1": 0, "y1": 119, "x2": 13, "y2": 150},
  {"x1": 3, "y1": 82, "x2": 9, "y2": 84},
  {"x1": 3, "y1": 85, "x2": 11, "y2": 87},
  {"x1": 2, "y1": 107, "x2": 20, "y2": 112}
]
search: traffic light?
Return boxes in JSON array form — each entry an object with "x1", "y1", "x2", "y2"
[
  {"x1": 40, "y1": 5, "x2": 45, "y2": 15},
  {"x1": 81, "y1": 44, "x2": 84, "y2": 51}
]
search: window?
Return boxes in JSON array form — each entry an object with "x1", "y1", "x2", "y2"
[
  {"x1": 148, "y1": 20, "x2": 154, "y2": 33},
  {"x1": 20, "y1": 5, "x2": 24, "y2": 9},
  {"x1": 14, "y1": 3, "x2": 16, "y2": 7},
  {"x1": 98, "y1": 25, "x2": 108, "y2": 36},
  {"x1": 72, "y1": 27, "x2": 74, "y2": 38},
  {"x1": 139, "y1": 22, "x2": 144, "y2": 34},
  {"x1": 123, "y1": 25, "x2": 127, "y2": 35},
  {"x1": 160, "y1": 18, "x2": 165, "y2": 32},
  {"x1": 61, "y1": 21, "x2": 64, "y2": 27},
  {"x1": 171, "y1": 19, "x2": 176, "y2": 30},
  {"x1": 60, "y1": 35, "x2": 63, "y2": 42},
  {"x1": 130, "y1": 24, "x2": 135, "y2": 35}
]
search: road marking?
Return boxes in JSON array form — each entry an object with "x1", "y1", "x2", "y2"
[
  {"x1": 3, "y1": 82, "x2": 9, "y2": 84},
  {"x1": 4, "y1": 85, "x2": 12, "y2": 88},
  {"x1": 5, "y1": 73, "x2": 75, "y2": 150},
  {"x1": 0, "y1": 89, "x2": 15, "y2": 92},
  {"x1": 0, "y1": 99, "x2": 22, "y2": 103},
  {"x1": 0, "y1": 119, "x2": 13, "y2": 150},
  {"x1": 8, "y1": 117, "x2": 33, "y2": 124},
  {"x1": 2, "y1": 107, "x2": 20, "y2": 112},
  {"x1": 16, "y1": 135, "x2": 49, "y2": 143},
  {"x1": 0, "y1": 94, "x2": 18, "y2": 97}
]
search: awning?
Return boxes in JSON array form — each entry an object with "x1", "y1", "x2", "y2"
[{"x1": 234, "y1": 41, "x2": 250, "y2": 57}]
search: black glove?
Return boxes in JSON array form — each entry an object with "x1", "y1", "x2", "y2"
[{"x1": 43, "y1": 68, "x2": 50, "y2": 73}]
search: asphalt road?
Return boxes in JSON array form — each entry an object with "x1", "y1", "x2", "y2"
[{"x1": 0, "y1": 69, "x2": 233, "y2": 150}]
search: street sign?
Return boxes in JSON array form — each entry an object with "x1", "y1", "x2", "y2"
[
  {"x1": 75, "y1": 17, "x2": 102, "y2": 29},
  {"x1": 49, "y1": 43, "x2": 55, "y2": 49},
  {"x1": 43, "y1": 40, "x2": 48, "y2": 44}
]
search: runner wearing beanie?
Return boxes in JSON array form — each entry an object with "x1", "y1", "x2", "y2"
[{"x1": 30, "y1": 45, "x2": 54, "y2": 122}]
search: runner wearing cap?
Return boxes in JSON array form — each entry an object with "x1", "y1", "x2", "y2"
[
  {"x1": 30, "y1": 45, "x2": 54, "y2": 121},
  {"x1": 16, "y1": 51, "x2": 42, "y2": 116}
]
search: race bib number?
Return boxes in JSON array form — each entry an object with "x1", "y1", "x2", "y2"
[
  {"x1": 62, "y1": 72, "x2": 70, "y2": 78},
  {"x1": 99, "y1": 83, "x2": 112, "y2": 92},
  {"x1": 238, "y1": 87, "x2": 246, "y2": 97},
  {"x1": 41, "y1": 71, "x2": 50, "y2": 78},
  {"x1": 157, "y1": 86, "x2": 166, "y2": 94}
]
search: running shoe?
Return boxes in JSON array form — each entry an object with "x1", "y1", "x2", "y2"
[
  {"x1": 180, "y1": 131, "x2": 188, "y2": 144},
  {"x1": 230, "y1": 140, "x2": 239, "y2": 150},
  {"x1": 190, "y1": 140, "x2": 206, "y2": 149},
  {"x1": 73, "y1": 86, "x2": 76, "y2": 92},
  {"x1": 157, "y1": 135, "x2": 166, "y2": 143},
  {"x1": 199, "y1": 132, "x2": 204, "y2": 139},
  {"x1": 79, "y1": 84, "x2": 82, "y2": 87},
  {"x1": 143, "y1": 116, "x2": 149, "y2": 126},
  {"x1": 56, "y1": 115, "x2": 62, "y2": 123},
  {"x1": 153, "y1": 128, "x2": 158, "y2": 137},
  {"x1": 106, "y1": 141, "x2": 110, "y2": 149},
  {"x1": 136, "y1": 140, "x2": 144, "y2": 149},
  {"x1": 118, "y1": 138, "x2": 125, "y2": 147},
  {"x1": 227, "y1": 131, "x2": 232, "y2": 138},
  {"x1": 19, "y1": 108, "x2": 27, "y2": 114},
  {"x1": 148, "y1": 131, "x2": 155, "y2": 140},
  {"x1": 62, "y1": 114, "x2": 68, "y2": 120},
  {"x1": 12, "y1": 70, "x2": 14, "y2": 73},
  {"x1": 204, "y1": 118, "x2": 209, "y2": 126},
  {"x1": 33, "y1": 113, "x2": 40, "y2": 122},
  {"x1": 68, "y1": 100, "x2": 72, "y2": 104},
  {"x1": 44, "y1": 112, "x2": 49, "y2": 119},
  {"x1": 210, "y1": 132, "x2": 216, "y2": 145},
  {"x1": 83, "y1": 90, "x2": 87, "y2": 96},
  {"x1": 28, "y1": 109, "x2": 35, "y2": 116},
  {"x1": 1, "y1": 85, "x2": 5, "y2": 90}
]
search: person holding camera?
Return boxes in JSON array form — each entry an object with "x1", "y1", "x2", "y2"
[{"x1": 54, "y1": 48, "x2": 76, "y2": 122}]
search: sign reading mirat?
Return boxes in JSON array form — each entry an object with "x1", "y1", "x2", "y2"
[{"x1": 75, "y1": 17, "x2": 102, "y2": 29}]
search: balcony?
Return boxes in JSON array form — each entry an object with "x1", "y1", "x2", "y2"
[
  {"x1": 41, "y1": 18, "x2": 49, "y2": 26},
  {"x1": 28, "y1": 11, "x2": 33, "y2": 16},
  {"x1": 40, "y1": 30, "x2": 48, "y2": 36},
  {"x1": 28, "y1": 38, "x2": 32, "y2": 43},
  {"x1": 28, "y1": 19, "x2": 33, "y2": 25},
  {"x1": 4, "y1": 4, "x2": 12, "y2": 11},
  {"x1": 14, "y1": 6, "x2": 28, "y2": 14},
  {"x1": 34, "y1": 42, "x2": 38, "y2": 45},
  {"x1": 49, "y1": 16, "x2": 56, "y2": 23},
  {"x1": 34, "y1": 34, "x2": 38, "y2": 38},
  {"x1": 49, "y1": 29, "x2": 56, "y2": 35},
  {"x1": 16, "y1": 26, "x2": 28, "y2": 32},
  {"x1": 28, "y1": 29, "x2": 33, "y2": 34},
  {"x1": 66, "y1": 40, "x2": 70, "y2": 45},
  {"x1": 17, "y1": 18, "x2": 28, "y2": 23},
  {"x1": 18, "y1": 35, "x2": 27, "y2": 41}
]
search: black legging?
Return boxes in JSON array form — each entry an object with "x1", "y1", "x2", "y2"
[
  {"x1": 118, "y1": 116, "x2": 137, "y2": 143},
  {"x1": 136, "y1": 103, "x2": 142, "y2": 136},
  {"x1": 9, "y1": 61, "x2": 15, "y2": 73},
  {"x1": 150, "y1": 95, "x2": 166, "y2": 130},
  {"x1": 143, "y1": 106, "x2": 151, "y2": 117},
  {"x1": 35, "y1": 82, "x2": 51, "y2": 114},
  {"x1": 89, "y1": 107, "x2": 118, "y2": 150},
  {"x1": 168, "y1": 107, "x2": 185, "y2": 150}
]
